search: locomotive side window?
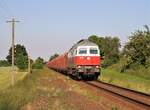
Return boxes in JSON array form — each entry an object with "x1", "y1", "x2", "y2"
[
  {"x1": 75, "y1": 50, "x2": 77, "y2": 55},
  {"x1": 79, "y1": 48, "x2": 87, "y2": 54},
  {"x1": 90, "y1": 48, "x2": 98, "y2": 54}
]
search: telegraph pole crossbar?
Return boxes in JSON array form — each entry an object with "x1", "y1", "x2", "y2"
[{"x1": 7, "y1": 18, "x2": 20, "y2": 86}]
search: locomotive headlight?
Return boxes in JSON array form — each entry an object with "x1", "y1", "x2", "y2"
[
  {"x1": 77, "y1": 66, "x2": 81, "y2": 68},
  {"x1": 96, "y1": 66, "x2": 99, "y2": 68}
]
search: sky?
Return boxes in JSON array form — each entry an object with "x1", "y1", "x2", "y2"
[{"x1": 0, "y1": 0, "x2": 150, "y2": 60}]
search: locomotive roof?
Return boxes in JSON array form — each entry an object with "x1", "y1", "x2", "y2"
[
  {"x1": 76, "y1": 39, "x2": 97, "y2": 46},
  {"x1": 69, "y1": 39, "x2": 97, "y2": 51}
]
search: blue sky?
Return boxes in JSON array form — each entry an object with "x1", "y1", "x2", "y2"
[{"x1": 0, "y1": 0, "x2": 150, "y2": 60}]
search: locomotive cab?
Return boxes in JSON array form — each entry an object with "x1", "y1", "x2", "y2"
[
  {"x1": 75, "y1": 46, "x2": 100, "y2": 79},
  {"x1": 67, "y1": 39, "x2": 101, "y2": 80}
]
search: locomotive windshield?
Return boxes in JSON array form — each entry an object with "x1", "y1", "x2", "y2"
[
  {"x1": 90, "y1": 48, "x2": 98, "y2": 54},
  {"x1": 79, "y1": 48, "x2": 87, "y2": 54}
]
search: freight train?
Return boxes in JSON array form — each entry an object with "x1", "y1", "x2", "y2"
[{"x1": 47, "y1": 39, "x2": 101, "y2": 80}]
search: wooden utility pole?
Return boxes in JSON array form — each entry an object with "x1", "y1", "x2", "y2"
[
  {"x1": 28, "y1": 55, "x2": 31, "y2": 74},
  {"x1": 7, "y1": 18, "x2": 20, "y2": 86}
]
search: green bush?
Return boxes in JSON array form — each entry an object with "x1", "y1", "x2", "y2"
[
  {"x1": 109, "y1": 57, "x2": 128, "y2": 72},
  {"x1": 122, "y1": 25, "x2": 150, "y2": 69},
  {"x1": 0, "y1": 60, "x2": 10, "y2": 67},
  {"x1": 145, "y1": 58, "x2": 150, "y2": 68},
  {"x1": 16, "y1": 53, "x2": 28, "y2": 70},
  {"x1": 32, "y1": 57, "x2": 44, "y2": 69}
]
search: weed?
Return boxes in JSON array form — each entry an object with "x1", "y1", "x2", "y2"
[{"x1": 108, "y1": 77, "x2": 113, "y2": 83}]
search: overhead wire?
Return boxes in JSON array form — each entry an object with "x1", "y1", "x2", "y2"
[
  {"x1": 0, "y1": 0, "x2": 15, "y2": 19},
  {"x1": 3, "y1": 0, "x2": 14, "y2": 17}
]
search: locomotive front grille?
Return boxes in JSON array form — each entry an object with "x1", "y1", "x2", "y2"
[{"x1": 77, "y1": 66, "x2": 99, "y2": 73}]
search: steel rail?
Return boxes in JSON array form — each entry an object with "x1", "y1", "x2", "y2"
[{"x1": 84, "y1": 81, "x2": 150, "y2": 110}]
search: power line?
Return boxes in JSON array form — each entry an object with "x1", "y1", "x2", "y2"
[
  {"x1": 2, "y1": 0, "x2": 14, "y2": 16},
  {"x1": 0, "y1": 3, "x2": 10, "y2": 19},
  {"x1": 0, "y1": 0, "x2": 14, "y2": 18}
]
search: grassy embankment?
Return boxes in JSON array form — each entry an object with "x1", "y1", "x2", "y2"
[
  {"x1": 0, "y1": 67, "x2": 27, "y2": 90},
  {"x1": 99, "y1": 68, "x2": 150, "y2": 94},
  {"x1": 0, "y1": 67, "x2": 78, "y2": 110},
  {"x1": 0, "y1": 67, "x2": 29, "y2": 110}
]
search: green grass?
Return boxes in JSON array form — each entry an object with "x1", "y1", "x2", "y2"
[
  {"x1": 125, "y1": 67, "x2": 150, "y2": 80},
  {"x1": 99, "y1": 68, "x2": 150, "y2": 94},
  {"x1": 0, "y1": 67, "x2": 27, "y2": 90},
  {"x1": 0, "y1": 69, "x2": 42, "y2": 110},
  {"x1": 109, "y1": 62, "x2": 150, "y2": 80},
  {"x1": 0, "y1": 67, "x2": 78, "y2": 110}
]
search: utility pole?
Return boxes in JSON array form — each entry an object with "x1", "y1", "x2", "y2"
[
  {"x1": 7, "y1": 18, "x2": 20, "y2": 86},
  {"x1": 28, "y1": 55, "x2": 31, "y2": 74}
]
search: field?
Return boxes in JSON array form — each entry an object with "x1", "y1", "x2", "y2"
[
  {"x1": 0, "y1": 68, "x2": 41, "y2": 110},
  {"x1": 0, "y1": 67, "x2": 123, "y2": 110},
  {"x1": 0, "y1": 67, "x2": 27, "y2": 90},
  {"x1": 0, "y1": 67, "x2": 150, "y2": 110},
  {"x1": 99, "y1": 68, "x2": 150, "y2": 94}
]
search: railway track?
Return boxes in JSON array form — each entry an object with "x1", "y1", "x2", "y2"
[
  {"x1": 84, "y1": 80, "x2": 150, "y2": 110},
  {"x1": 55, "y1": 70, "x2": 150, "y2": 109}
]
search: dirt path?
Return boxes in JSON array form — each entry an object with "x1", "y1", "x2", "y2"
[{"x1": 22, "y1": 68, "x2": 127, "y2": 110}]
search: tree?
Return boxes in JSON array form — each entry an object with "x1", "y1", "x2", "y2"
[
  {"x1": 16, "y1": 53, "x2": 28, "y2": 70},
  {"x1": 49, "y1": 53, "x2": 59, "y2": 61},
  {"x1": 32, "y1": 57, "x2": 44, "y2": 69},
  {"x1": 6, "y1": 44, "x2": 28, "y2": 64},
  {"x1": 6, "y1": 44, "x2": 28, "y2": 70},
  {"x1": 88, "y1": 35, "x2": 121, "y2": 67},
  {"x1": 0, "y1": 60, "x2": 10, "y2": 67},
  {"x1": 122, "y1": 25, "x2": 150, "y2": 69}
]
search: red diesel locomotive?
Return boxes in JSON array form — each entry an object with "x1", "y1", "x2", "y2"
[{"x1": 47, "y1": 39, "x2": 101, "y2": 80}]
